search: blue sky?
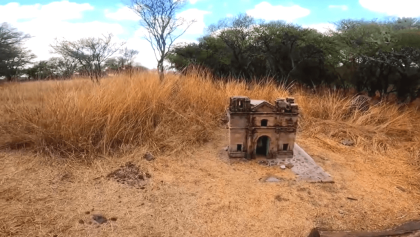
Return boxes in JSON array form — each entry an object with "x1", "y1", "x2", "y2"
[{"x1": 1, "y1": 0, "x2": 419, "y2": 69}]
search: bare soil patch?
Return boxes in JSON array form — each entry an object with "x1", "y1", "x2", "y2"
[
  {"x1": 106, "y1": 162, "x2": 151, "y2": 188},
  {"x1": 0, "y1": 129, "x2": 419, "y2": 237}
]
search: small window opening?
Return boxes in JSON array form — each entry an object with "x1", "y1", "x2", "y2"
[
  {"x1": 238, "y1": 101, "x2": 243, "y2": 108},
  {"x1": 237, "y1": 144, "x2": 242, "y2": 151},
  {"x1": 282, "y1": 144, "x2": 289, "y2": 151},
  {"x1": 261, "y1": 119, "x2": 268, "y2": 126}
]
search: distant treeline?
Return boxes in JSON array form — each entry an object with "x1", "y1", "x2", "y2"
[
  {"x1": 0, "y1": 23, "x2": 143, "y2": 83},
  {"x1": 168, "y1": 14, "x2": 420, "y2": 102}
]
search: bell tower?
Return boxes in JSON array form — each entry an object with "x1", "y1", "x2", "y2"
[{"x1": 229, "y1": 96, "x2": 251, "y2": 112}]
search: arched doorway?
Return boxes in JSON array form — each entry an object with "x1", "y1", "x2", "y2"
[{"x1": 256, "y1": 136, "x2": 270, "y2": 156}]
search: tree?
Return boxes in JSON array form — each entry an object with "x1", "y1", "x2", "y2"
[
  {"x1": 119, "y1": 47, "x2": 139, "y2": 69},
  {"x1": 169, "y1": 14, "x2": 338, "y2": 87},
  {"x1": 26, "y1": 57, "x2": 79, "y2": 80},
  {"x1": 50, "y1": 33, "x2": 124, "y2": 83},
  {"x1": 129, "y1": 0, "x2": 195, "y2": 81},
  {"x1": 0, "y1": 22, "x2": 35, "y2": 81},
  {"x1": 50, "y1": 57, "x2": 79, "y2": 79},
  {"x1": 332, "y1": 18, "x2": 420, "y2": 100}
]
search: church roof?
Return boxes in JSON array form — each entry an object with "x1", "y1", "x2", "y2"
[{"x1": 250, "y1": 100, "x2": 266, "y2": 106}]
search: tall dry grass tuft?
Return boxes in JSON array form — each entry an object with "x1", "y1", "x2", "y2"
[{"x1": 0, "y1": 71, "x2": 419, "y2": 166}]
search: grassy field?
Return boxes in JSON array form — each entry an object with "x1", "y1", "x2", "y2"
[{"x1": 0, "y1": 72, "x2": 419, "y2": 236}]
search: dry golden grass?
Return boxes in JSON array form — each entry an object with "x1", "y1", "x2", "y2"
[{"x1": 0, "y1": 72, "x2": 420, "y2": 236}]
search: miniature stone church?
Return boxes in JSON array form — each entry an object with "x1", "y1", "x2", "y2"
[{"x1": 227, "y1": 96, "x2": 299, "y2": 159}]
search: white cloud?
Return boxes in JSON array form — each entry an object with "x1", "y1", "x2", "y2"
[
  {"x1": 104, "y1": 6, "x2": 208, "y2": 68},
  {"x1": 328, "y1": 5, "x2": 348, "y2": 11},
  {"x1": 190, "y1": 0, "x2": 199, "y2": 4},
  {"x1": 302, "y1": 23, "x2": 336, "y2": 34},
  {"x1": 177, "y1": 8, "x2": 211, "y2": 35},
  {"x1": 127, "y1": 28, "x2": 198, "y2": 69},
  {"x1": 105, "y1": 6, "x2": 140, "y2": 21},
  {"x1": 359, "y1": 0, "x2": 420, "y2": 17},
  {"x1": 226, "y1": 14, "x2": 233, "y2": 17},
  {"x1": 0, "y1": 1, "x2": 207, "y2": 70},
  {"x1": 246, "y1": 2, "x2": 310, "y2": 22},
  {"x1": 0, "y1": 1, "x2": 93, "y2": 23},
  {"x1": 19, "y1": 20, "x2": 124, "y2": 61},
  {"x1": 0, "y1": 1, "x2": 124, "y2": 62},
  {"x1": 105, "y1": 6, "x2": 209, "y2": 35}
]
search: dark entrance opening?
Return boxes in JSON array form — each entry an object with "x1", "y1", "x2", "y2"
[
  {"x1": 283, "y1": 144, "x2": 289, "y2": 151},
  {"x1": 256, "y1": 136, "x2": 270, "y2": 156},
  {"x1": 237, "y1": 144, "x2": 242, "y2": 151},
  {"x1": 261, "y1": 119, "x2": 268, "y2": 126}
]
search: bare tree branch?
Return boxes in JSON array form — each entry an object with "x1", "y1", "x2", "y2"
[
  {"x1": 50, "y1": 33, "x2": 125, "y2": 83},
  {"x1": 129, "y1": 0, "x2": 196, "y2": 81}
]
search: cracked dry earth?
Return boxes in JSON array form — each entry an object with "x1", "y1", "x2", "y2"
[{"x1": 0, "y1": 129, "x2": 419, "y2": 237}]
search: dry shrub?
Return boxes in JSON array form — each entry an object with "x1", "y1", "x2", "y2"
[
  {"x1": 0, "y1": 72, "x2": 419, "y2": 167},
  {"x1": 296, "y1": 89, "x2": 420, "y2": 154}
]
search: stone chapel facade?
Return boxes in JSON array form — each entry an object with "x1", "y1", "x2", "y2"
[{"x1": 227, "y1": 96, "x2": 299, "y2": 159}]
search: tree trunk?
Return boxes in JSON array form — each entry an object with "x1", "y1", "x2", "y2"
[{"x1": 157, "y1": 60, "x2": 164, "y2": 82}]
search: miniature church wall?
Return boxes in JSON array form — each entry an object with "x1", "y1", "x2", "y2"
[{"x1": 227, "y1": 96, "x2": 299, "y2": 159}]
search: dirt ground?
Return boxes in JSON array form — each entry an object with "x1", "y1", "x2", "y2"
[{"x1": 1, "y1": 129, "x2": 419, "y2": 237}]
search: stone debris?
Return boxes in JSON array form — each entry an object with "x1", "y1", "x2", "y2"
[
  {"x1": 275, "y1": 195, "x2": 289, "y2": 202},
  {"x1": 263, "y1": 176, "x2": 282, "y2": 182},
  {"x1": 397, "y1": 186, "x2": 406, "y2": 192},
  {"x1": 143, "y1": 152, "x2": 155, "y2": 161},
  {"x1": 291, "y1": 144, "x2": 334, "y2": 183},
  {"x1": 224, "y1": 143, "x2": 334, "y2": 183},
  {"x1": 258, "y1": 160, "x2": 268, "y2": 166},
  {"x1": 341, "y1": 139, "x2": 355, "y2": 146},
  {"x1": 92, "y1": 215, "x2": 107, "y2": 224},
  {"x1": 106, "y1": 162, "x2": 151, "y2": 188},
  {"x1": 286, "y1": 163, "x2": 294, "y2": 169}
]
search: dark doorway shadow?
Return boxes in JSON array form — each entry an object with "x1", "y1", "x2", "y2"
[{"x1": 256, "y1": 136, "x2": 270, "y2": 156}]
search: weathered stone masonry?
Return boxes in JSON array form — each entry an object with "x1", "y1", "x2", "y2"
[{"x1": 227, "y1": 96, "x2": 299, "y2": 159}]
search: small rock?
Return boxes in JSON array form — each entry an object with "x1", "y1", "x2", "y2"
[
  {"x1": 264, "y1": 176, "x2": 281, "y2": 182},
  {"x1": 280, "y1": 165, "x2": 286, "y2": 170},
  {"x1": 338, "y1": 210, "x2": 345, "y2": 215},
  {"x1": 110, "y1": 217, "x2": 117, "y2": 221},
  {"x1": 92, "y1": 215, "x2": 107, "y2": 224},
  {"x1": 285, "y1": 163, "x2": 294, "y2": 169},
  {"x1": 346, "y1": 197, "x2": 358, "y2": 201},
  {"x1": 85, "y1": 211, "x2": 90, "y2": 215},
  {"x1": 341, "y1": 139, "x2": 355, "y2": 146},
  {"x1": 143, "y1": 152, "x2": 155, "y2": 161},
  {"x1": 267, "y1": 160, "x2": 278, "y2": 166},
  {"x1": 258, "y1": 160, "x2": 268, "y2": 166},
  {"x1": 224, "y1": 146, "x2": 228, "y2": 151},
  {"x1": 397, "y1": 186, "x2": 406, "y2": 192},
  {"x1": 79, "y1": 219, "x2": 84, "y2": 224},
  {"x1": 275, "y1": 195, "x2": 289, "y2": 202}
]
